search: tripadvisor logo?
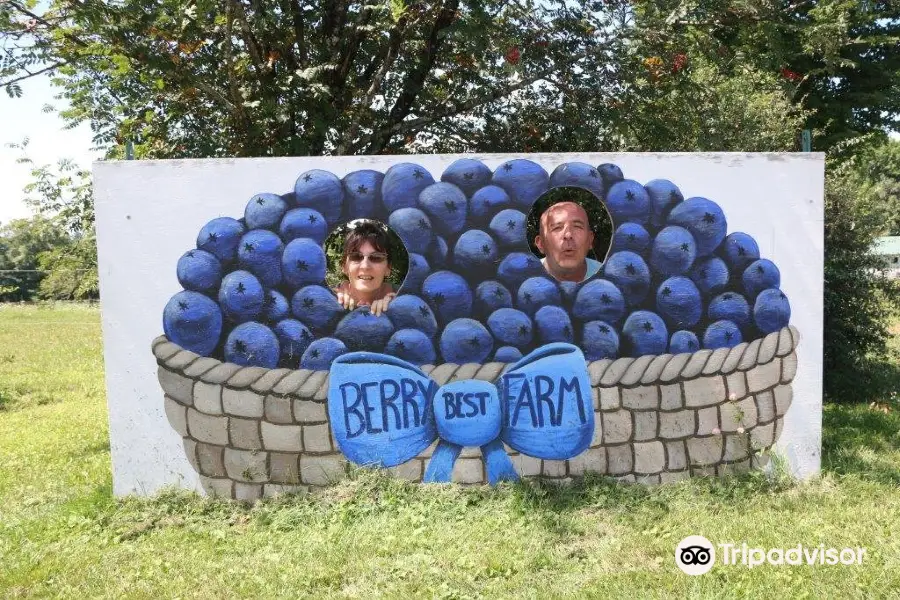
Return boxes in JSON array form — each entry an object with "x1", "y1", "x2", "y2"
[{"x1": 675, "y1": 536, "x2": 868, "y2": 574}]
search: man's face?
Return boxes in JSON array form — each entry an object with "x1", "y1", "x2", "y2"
[{"x1": 535, "y1": 202, "x2": 594, "y2": 281}]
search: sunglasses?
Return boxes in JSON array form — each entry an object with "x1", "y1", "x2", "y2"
[{"x1": 347, "y1": 251, "x2": 388, "y2": 264}]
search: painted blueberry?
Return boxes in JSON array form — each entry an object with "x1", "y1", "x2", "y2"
[
  {"x1": 342, "y1": 169, "x2": 385, "y2": 221},
  {"x1": 400, "y1": 253, "x2": 430, "y2": 294},
  {"x1": 244, "y1": 192, "x2": 288, "y2": 231},
  {"x1": 742, "y1": 259, "x2": 781, "y2": 300},
  {"x1": 238, "y1": 229, "x2": 284, "y2": 287},
  {"x1": 603, "y1": 251, "x2": 652, "y2": 306},
  {"x1": 163, "y1": 290, "x2": 223, "y2": 356},
  {"x1": 496, "y1": 252, "x2": 545, "y2": 294},
  {"x1": 611, "y1": 222, "x2": 652, "y2": 255},
  {"x1": 261, "y1": 289, "x2": 290, "y2": 323},
  {"x1": 440, "y1": 318, "x2": 494, "y2": 364},
  {"x1": 581, "y1": 320, "x2": 619, "y2": 360},
  {"x1": 388, "y1": 207, "x2": 433, "y2": 254},
  {"x1": 702, "y1": 319, "x2": 743, "y2": 350},
  {"x1": 468, "y1": 185, "x2": 512, "y2": 226},
  {"x1": 596, "y1": 163, "x2": 624, "y2": 188},
  {"x1": 387, "y1": 328, "x2": 437, "y2": 365},
  {"x1": 385, "y1": 294, "x2": 439, "y2": 339},
  {"x1": 418, "y1": 181, "x2": 468, "y2": 237},
  {"x1": 473, "y1": 281, "x2": 513, "y2": 320},
  {"x1": 334, "y1": 307, "x2": 395, "y2": 352},
  {"x1": 441, "y1": 158, "x2": 493, "y2": 197},
  {"x1": 534, "y1": 305, "x2": 574, "y2": 344},
  {"x1": 453, "y1": 229, "x2": 498, "y2": 277},
  {"x1": 493, "y1": 346, "x2": 523, "y2": 363},
  {"x1": 753, "y1": 288, "x2": 791, "y2": 333},
  {"x1": 279, "y1": 207, "x2": 328, "y2": 245},
  {"x1": 655, "y1": 276, "x2": 703, "y2": 328},
  {"x1": 176, "y1": 248, "x2": 222, "y2": 293},
  {"x1": 572, "y1": 278, "x2": 627, "y2": 324},
  {"x1": 273, "y1": 318, "x2": 314, "y2": 368},
  {"x1": 427, "y1": 235, "x2": 449, "y2": 270},
  {"x1": 548, "y1": 162, "x2": 605, "y2": 198},
  {"x1": 489, "y1": 208, "x2": 528, "y2": 250},
  {"x1": 487, "y1": 308, "x2": 534, "y2": 349},
  {"x1": 667, "y1": 197, "x2": 727, "y2": 256},
  {"x1": 669, "y1": 330, "x2": 700, "y2": 354},
  {"x1": 300, "y1": 337, "x2": 348, "y2": 370},
  {"x1": 281, "y1": 238, "x2": 326, "y2": 288},
  {"x1": 558, "y1": 280, "x2": 579, "y2": 307},
  {"x1": 720, "y1": 231, "x2": 760, "y2": 273},
  {"x1": 382, "y1": 162, "x2": 435, "y2": 213},
  {"x1": 293, "y1": 169, "x2": 344, "y2": 225},
  {"x1": 650, "y1": 225, "x2": 697, "y2": 277},
  {"x1": 225, "y1": 321, "x2": 280, "y2": 368},
  {"x1": 422, "y1": 270, "x2": 473, "y2": 325},
  {"x1": 622, "y1": 310, "x2": 669, "y2": 357},
  {"x1": 644, "y1": 179, "x2": 684, "y2": 228},
  {"x1": 491, "y1": 158, "x2": 549, "y2": 211},
  {"x1": 516, "y1": 276, "x2": 562, "y2": 317},
  {"x1": 708, "y1": 291, "x2": 752, "y2": 329},
  {"x1": 689, "y1": 256, "x2": 730, "y2": 297},
  {"x1": 218, "y1": 270, "x2": 265, "y2": 323},
  {"x1": 197, "y1": 217, "x2": 245, "y2": 263},
  {"x1": 606, "y1": 179, "x2": 651, "y2": 225},
  {"x1": 290, "y1": 285, "x2": 345, "y2": 335}
]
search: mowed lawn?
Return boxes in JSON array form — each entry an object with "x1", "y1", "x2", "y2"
[{"x1": 0, "y1": 304, "x2": 898, "y2": 598}]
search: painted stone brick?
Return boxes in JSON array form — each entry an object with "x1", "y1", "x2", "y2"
[
  {"x1": 683, "y1": 376, "x2": 726, "y2": 408},
  {"x1": 756, "y1": 390, "x2": 776, "y2": 423},
  {"x1": 264, "y1": 395, "x2": 293, "y2": 424},
  {"x1": 542, "y1": 460, "x2": 568, "y2": 478},
  {"x1": 303, "y1": 423, "x2": 333, "y2": 452},
  {"x1": 511, "y1": 453, "x2": 542, "y2": 477},
  {"x1": 269, "y1": 452, "x2": 300, "y2": 484},
  {"x1": 224, "y1": 448, "x2": 269, "y2": 482},
  {"x1": 635, "y1": 474, "x2": 661, "y2": 485},
  {"x1": 696, "y1": 407, "x2": 719, "y2": 436},
  {"x1": 752, "y1": 452, "x2": 770, "y2": 469},
  {"x1": 222, "y1": 388, "x2": 265, "y2": 418},
  {"x1": 182, "y1": 438, "x2": 199, "y2": 472},
  {"x1": 660, "y1": 384, "x2": 682, "y2": 411},
  {"x1": 199, "y1": 476, "x2": 233, "y2": 498},
  {"x1": 300, "y1": 454, "x2": 346, "y2": 486},
  {"x1": 687, "y1": 436, "x2": 723, "y2": 466},
  {"x1": 621, "y1": 386, "x2": 659, "y2": 410},
  {"x1": 294, "y1": 399, "x2": 328, "y2": 423},
  {"x1": 599, "y1": 387, "x2": 620, "y2": 410},
  {"x1": 634, "y1": 411, "x2": 658, "y2": 441},
  {"x1": 164, "y1": 396, "x2": 188, "y2": 437},
  {"x1": 601, "y1": 410, "x2": 632, "y2": 444},
  {"x1": 659, "y1": 410, "x2": 694, "y2": 439},
  {"x1": 719, "y1": 401, "x2": 747, "y2": 433},
  {"x1": 660, "y1": 471, "x2": 690, "y2": 484},
  {"x1": 229, "y1": 417, "x2": 262, "y2": 450},
  {"x1": 389, "y1": 460, "x2": 423, "y2": 481},
  {"x1": 158, "y1": 367, "x2": 193, "y2": 404},
  {"x1": 750, "y1": 423, "x2": 775, "y2": 450},
  {"x1": 782, "y1": 352, "x2": 798, "y2": 382},
  {"x1": 234, "y1": 482, "x2": 263, "y2": 502},
  {"x1": 723, "y1": 434, "x2": 750, "y2": 462},
  {"x1": 773, "y1": 385, "x2": 793, "y2": 417},
  {"x1": 452, "y1": 458, "x2": 484, "y2": 484},
  {"x1": 568, "y1": 448, "x2": 606, "y2": 476},
  {"x1": 633, "y1": 441, "x2": 665, "y2": 474},
  {"x1": 747, "y1": 359, "x2": 781, "y2": 393},
  {"x1": 186, "y1": 408, "x2": 228, "y2": 446},
  {"x1": 606, "y1": 445, "x2": 633, "y2": 475},
  {"x1": 196, "y1": 442, "x2": 226, "y2": 477},
  {"x1": 263, "y1": 484, "x2": 308, "y2": 498},
  {"x1": 193, "y1": 382, "x2": 222, "y2": 414},
  {"x1": 665, "y1": 441, "x2": 687, "y2": 471},
  {"x1": 725, "y1": 372, "x2": 747, "y2": 400},
  {"x1": 260, "y1": 422, "x2": 303, "y2": 452},
  {"x1": 737, "y1": 398, "x2": 757, "y2": 427}
]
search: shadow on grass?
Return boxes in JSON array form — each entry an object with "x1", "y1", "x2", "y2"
[{"x1": 821, "y1": 402, "x2": 900, "y2": 484}]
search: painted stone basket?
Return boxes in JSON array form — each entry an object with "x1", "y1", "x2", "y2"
[{"x1": 154, "y1": 325, "x2": 798, "y2": 501}]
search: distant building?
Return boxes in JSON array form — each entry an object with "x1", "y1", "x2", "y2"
[{"x1": 873, "y1": 236, "x2": 900, "y2": 279}]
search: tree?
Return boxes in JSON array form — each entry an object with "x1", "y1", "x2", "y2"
[{"x1": 0, "y1": 216, "x2": 69, "y2": 301}]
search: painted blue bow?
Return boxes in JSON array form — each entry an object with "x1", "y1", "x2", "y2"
[{"x1": 327, "y1": 343, "x2": 594, "y2": 484}]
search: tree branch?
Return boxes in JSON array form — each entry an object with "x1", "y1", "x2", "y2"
[{"x1": 1, "y1": 60, "x2": 67, "y2": 87}]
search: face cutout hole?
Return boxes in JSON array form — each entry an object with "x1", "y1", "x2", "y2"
[
  {"x1": 526, "y1": 186, "x2": 614, "y2": 268},
  {"x1": 324, "y1": 219, "x2": 409, "y2": 295}
]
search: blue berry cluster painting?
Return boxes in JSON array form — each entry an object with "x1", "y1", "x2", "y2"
[{"x1": 162, "y1": 158, "x2": 791, "y2": 370}]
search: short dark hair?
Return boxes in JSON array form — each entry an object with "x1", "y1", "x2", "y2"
[{"x1": 341, "y1": 220, "x2": 392, "y2": 267}]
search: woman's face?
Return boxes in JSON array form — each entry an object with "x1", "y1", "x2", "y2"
[{"x1": 343, "y1": 240, "x2": 390, "y2": 295}]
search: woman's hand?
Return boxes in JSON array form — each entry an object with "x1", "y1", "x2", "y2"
[
  {"x1": 369, "y1": 293, "x2": 396, "y2": 317},
  {"x1": 336, "y1": 290, "x2": 356, "y2": 311}
]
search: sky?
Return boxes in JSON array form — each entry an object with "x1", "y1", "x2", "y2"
[{"x1": 0, "y1": 74, "x2": 100, "y2": 225}]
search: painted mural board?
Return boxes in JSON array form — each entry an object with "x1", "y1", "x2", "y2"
[{"x1": 94, "y1": 153, "x2": 824, "y2": 499}]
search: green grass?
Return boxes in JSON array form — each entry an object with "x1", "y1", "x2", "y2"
[{"x1": 1, "y1": 304, "x2": 898, "y2": 598}]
